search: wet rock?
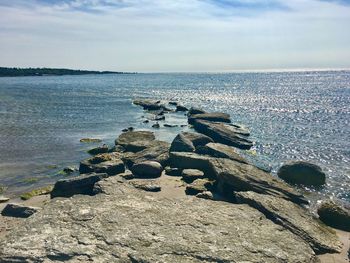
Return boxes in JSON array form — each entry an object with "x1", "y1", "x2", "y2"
[
  {"x1": 188, "y1": 112, "x2": 231, "y2": 124},
  {"x1": 196, "y1": 142, "x2": 248, "y2": 164},
  {"x1": 196, "y1": 191, "x2": 214, "y2": 200},
  {"x1": 193, "y1": 120, "x2": 253, "y2": 149},
  {"x1": 164, "y1": 166, "x2": 182, "y2": 176},
  {"x1": 109, "y1": 145, "x2": 125, "y2": 153},
  {"x1": 1, "y1": 203, "x2": 41, "y2": 218},
  {"x1": 20, "y1": 186, "x2": 53, "y2": 200},
  {"x1": 0, "y1": 196, "x2": 10, "y2": 203},
  {"x1": 277, "y1": 161, "x2": 326, "y2": 186},
  {"x1": 118, "y1": 171, "x2": 134, "y2": 180},
  {"x1": 79, "y1": 138, "x2": 102, "y2": 143},
  {"x1": 143, "y1": 119, "x2": 149, "y2": 123},
  {"x1": 129, "y1": 179, "x2": 161, "y2": 192},
  {"x1": 0, "y1": 177, "x2": 318, "y2": 262},
  {"x1": 176, "y1": 105, "x2": 188, "y2": 112},
  {"x1": 152, "y1": 123, "x2": 160, "y2": 128},
  {"x1": 133, "y1": 99, "x2": 162, "y2": 110},
  {"x1": 154, "y1": 115, "x2": 165, "y2": 121},
  {"x1": 164, "y1": 124, "x2": 177, "y2": 127},
  {"x1": 131, "y1": 161, "x2": 163, "y2": 178},
  {"x1": 317, "y1": 200, "x2": 350, "y2": 231},
  {"x1": 80, "y1": 153, "x2": 124, "y2": 175},
  {"x1": 169, "y1": 101, "x2": 177, "y2": 106},
  {"x1": 181, "y1": 169, "x2": 205, "y2": 183},
  {"x1": 187, "y1": 107, "x2": 206, "y2": 116},
  {"x1": 89, "y1": 160, "x2": 125, "y2": 176},
  {"x1": 51, "y1": 173, "x2": 108, "y2": 198},
  {"x1": 170, "y1": 152, "x2": 308, "y2": 205},
  {"x1": 115, "y1": 131, "x2": 155, "y2": 148},
  {"x1": 122, "y1": 141, "x2": 170, "y2": 168},
  {"x1": 122, "y1": 140, "x2": 165, "y2": 153},
  {"x1": 236, "y1": 191, "x2": 342, "y2": 254},
  {"x1": 185, "y1": 178, "x2": 215, "y2": 195},
  {"x1": 87, "y1": 144, "x2": 109, "y2": 155},
  {"x1": 63, "y1": 166, "x2": 77, "y2": 174},
  {"x1": 169, "y1": 132, "x2": 213, "y2": 153}
]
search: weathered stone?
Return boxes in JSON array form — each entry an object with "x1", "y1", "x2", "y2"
[
  {"x1": 169, "y1": 152, "x2": 308, "y2": 205},
  {"x1": 152, "y1": 123, "x2": 160, "y2": 128},
  {"x1": 176, "y1": 105, "x2": 188, "y2": 112},
  {"x1": 193, "y1": 120, "x2": 253, "y2": 149},
  {"x1": 164, "y1": 166, "x2": 182, "y2": 176},
  {"x1": 131, "y1": 161, "x2": 163, "y2": 178},
  {"x1": 278, "y1": 161, "x2": 326, "y2": 186},
  {"x1": 196, "y1": 142, "x2": 248, "y2": 164},
  {"x1": 317, "y1": 200, "x2": 350, "y2": 231},
  {"x1": 1, "y1": 203, "x2": 40, "y2": 218},
  {"x1": 79, "y1": 152, "x2": 123, "y2": 174},
  {"x1": 80, "y1": 157, "x2": 124, "y2": 176},
  {"x1": 236, "y1": 191, "x2": 342, "y2": 254},
  {"x1": 169, "y1": 101, "x2": 177, "y2": 106},
  {"x1": 185, "y1": 179, "x2": 215, "y2": 195},
  {"x1": 118, "y1": 171, "x2": 134, "y2": 180},
  {"x1": 154, "y1": 115, "x2": 165, "y2": 121},
  {"x1": 63, "y1": 166, "x2": 77, "y2": 174},
  {"x1": 181, "y1": 169, "x2": 205, "y2": 183},
  {"x1": 51, "y1": 173, "x2": 108, "y2": 198},
  {"x1": 0, "y1": 177, "x2": 317, "y2": 262},
  {"x1": 87, "y1": 144, "x2": 109, "y2": 155},
  {"x1": 122, "y1": 141, "x2": 170, "y2": 168},
  {"x1": 196, "y1": 191, "x2": 214, "y2": 200},
  {"x1": 169, "y1": 132, "x2": 213, "y2": 153},
  {"x1": 187, "y1": 107, "x2": 206, "y2": 116},
  {"x1": 123, "y1": 140, "x2": 164, "y2": 153},
  {"x1": 129, "y1": 179, "x2": 161, "y2": 192},
  {"x1": 188, "y1": 112, "x2": 231, "y2": 124},
  {"x1": 115, "y1": 130, "x2": 155, "y2": 147},
  {"x1": 0, "y1": 196, "x2": 10, "y2": 203},
  {"x1": 164, "y1": 124, "x2": 177, "y2": 127},
  {"x1": 133, "y1": 99, "x2": 162, "y2": 110}
]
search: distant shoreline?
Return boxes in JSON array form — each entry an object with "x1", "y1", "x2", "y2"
[{"x1": 0, "y1": 67, "x2": 136, "y2": 77}]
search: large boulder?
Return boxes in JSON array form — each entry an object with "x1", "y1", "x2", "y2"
[
  {"x1": 87, "y1": 144, "x2": 109, "y2": 155},
  {"x1": 115, "y1": 130, "x2": 155, "y2": 149},
  {"x1": 51, "y1": 173, "x2": 108, "y2": 198},
  {"x1": 79, "y1": 153, "x2": 124, "y2": 176},
  {"x1": 277, "y1": 161, "x2": 326, "y2": 186},
  {"x1": 131, "y1": 161, "x2": 163, "y2": 178},
  {"x1": 192, "y1": 120, "x2": 253, "y2": 149},
  {"x1": 196, "y1": 142, "x2": 248, "y2": 164},
  {"x1": 317, "y1": 200, "x2": 350, "y2": 231},
  {"x1": 1, "y1": 203, "x2": 40, "y2": 218},
  {"x1": 236, "y1": 191, "x2": 342, "y2": 254},
  {"x1": 169, "y1": 132, "x2": 213, "y2": 153},
  {"x1": 122, "y1": 141, "x2": 170, "y2": 168},
  {"x1": 169, "y1": 152, "x2": 308, "y2": 205},
  {"x1": 0, "y1": 177, "x2": 317, "y2": 262},
  {"x1": 188, "y1": 112, "x2": 231, "y2": 124}
]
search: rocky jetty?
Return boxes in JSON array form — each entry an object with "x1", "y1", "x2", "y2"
[{"x1": 0, "y1": 98, "x2": 347, "y2": 262}]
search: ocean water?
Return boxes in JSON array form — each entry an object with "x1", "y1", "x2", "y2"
[{"x1": 0, "y1": 71, "x2": 349, "y2": 202}]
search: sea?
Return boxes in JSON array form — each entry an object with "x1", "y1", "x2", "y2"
[{"x1": 0, "y1": 71, "x2": 349, "y2": 202}]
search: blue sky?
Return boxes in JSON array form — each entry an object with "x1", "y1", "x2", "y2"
[{"x1": 0, "y1": 0, "x2": 350, "y2": 72}]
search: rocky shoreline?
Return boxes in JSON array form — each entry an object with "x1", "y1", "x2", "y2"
[{"x1": 0, "y1": 99, "x2": 349, "y2": 262}]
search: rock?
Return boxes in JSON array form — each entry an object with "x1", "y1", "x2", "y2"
[
  {"x1": 164, "y1": 124, "x2": 177, "y2": 127},
  {"x1": 122, "y1": 127, "x2": 134, "y2": 132},
  {"x1": 20, "y1": 186, "x2": 53, "y2": 200},
  {"x1": 277, "y1": 161, "x2": 326, "y2": 186},
  {"x1": 115, "y1": 131, "x2": 155, "y2": 147},
  {"x1": 154, "y1": 115, "x2": 165, "y2": 121},
  {"x1": 1, "y1": 203, "x2": 40, "y2": 218},
  {"x1": 181, "y1": 169, "x2": 205, "y2": 183},
  {"x1": 193, "y1": 120, "x2": 253, "y2": 149},
  {"x1": 169, "y1": 132, "x2": 213, "y2": 153},
  {"x1": 51, "y1": 173, "x2": 108, "y2": 198},
  {"x1": 121, "y1": 140, "x2": 164, "y2": 153},
  {"x1": 0, "y1": 196, "x2": 10, "y2": 203},
  {"x1": 196, "y1": 191, "x2": 214, "y2": 200},
  {"x1": 87, "y1": 144, "x2": 109, "y2": 155},
  {"x1": 80, "y1": 154, "x2": 124, "y2": 176},
  {"x1": 176, "y1": 105, "x2": 188, "y2": 111},
  {"x1": 143, "y1": 119, "x2": 149, "y2": 123},
  {"x1": 169, "y1": 152, "x2": 308, "y2": 205},
  {"x1": 169, "y1": 101, "x2": 177, "y2": 106},
  {"x1": 0, "y1": 177, "x2": 318, "y2": 262},
  {"x1": 133, "y1": 99, "x2": 162, "y2": 110},
  {"x1": 79, "y1": 138, "x2": 102, "y2": 143},
  {"x1": 122, "y1": 141, "x2": 170, "y2": 168},
  {"x1": 236, "y1": 191, "x2": 342, "y2": 254},
  {"x1": 118, "y1": 171, "x2": 134, "y2": 180},
  {"x1": 188, "y1": 112, "x2": 231, "y2": 124},
  {"x1": 63, "y1": 166, "x2": 77, "y2": 174},
  {"x1": 164, "y1": 166, "x2": 182, "y2": 176},
  {"x1": 185, "y1": 179, "x2": 215, "y2": 195},
  {"x1": 187, "y1": 107, "x2": 206, "y2": 116},
  {"x1": 317, "y1": 200, "x2": 350, "y2": 231},
  {"x1": 196, "y1": 142, "x2": 248, "y2": 164},
  {"x1": 152, "y1": 123, "x2": 160, "y2": 128},
  {"x1": 129, "y1": 179, "x2": 161, "y2": 192},
  {"x1": 131, "y1": 161, "x2": 163, "y2": 178},
  {"x1": 90, "y1": 160, "x2": 125, "y2": 176}
]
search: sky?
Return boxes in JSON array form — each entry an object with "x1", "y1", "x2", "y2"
[{"x1": 0, "y1": 0, "x2": 350, "y2": 72}]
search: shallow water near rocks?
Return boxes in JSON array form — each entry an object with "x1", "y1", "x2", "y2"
[{"x1": 0, "y1": 71, "x2": 349, "y2": 202}]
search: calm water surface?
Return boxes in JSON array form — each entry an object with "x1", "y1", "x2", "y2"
[{"x1": 0, "y1": 72, "x2": 349, "y2": 201}]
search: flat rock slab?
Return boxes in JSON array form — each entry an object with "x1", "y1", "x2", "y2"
[
  {"x1": 129, "y1": 179, "x2": 161, "y2": 192},
  {"x1": 0, "y1": 177, "x2": 317, "y2": 262},
  {"x1": 1, "y1": 203, "x2": 41, "y2": 218},
  {"x1": 193, "y1": 120, "x2": 253, "y2": 149},
  {"x1": 188, "y1": 112, "x2": 231, "y2": 124},
  {"x1": 115, "y1": 131, "x2": 155, "y2": 147},
  {"x1": 236, "y1": 191, "x2": 342, "y2": 254}
]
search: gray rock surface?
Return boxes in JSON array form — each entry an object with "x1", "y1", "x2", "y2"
[
  {"x1": 188, "y1": 112, "x2": 231, "y2": 124},
  {"x1": 0, "y1": 196, "x2": 9, "y2": 203},
  {"x1": 170, "y1": 152, "x2": 308, "y2": 205},
  {"x1": 115, "y1": 130, "x2": 155, "y2": 148},
  {"x1": 170, "y1": 132, "x2": 213, "y2": 153},
  {"x1": 185, "y1": 178, "x2": 215, "y2": 195},
  {"x1": 129, "y1": 179, "x2": 161, "y2": 192},
  {"x1": 0, "y1": 177, "x2": 317, "y2": 262},
  {"x1": 187, "y1": 107, "x2": 206, "y2": 116},
  {"x1": 51, "y1": 173, "x2": 108, "y2": 198},
  {"x1": 181, "y1": 169, "x2": 205, "y2": 183},
  {"x1": 176, "y1": 105, "x2": 188, "y2": 112},
  {"x1": 87, "y1": 144, "x2": 109, "y2": 155},
  {"x1": 277, "y1": 161, "x2": 326, "y2": 186},
  {"x1": 317, "y1": 200, "x2": 350, "y2": 231},
  {"x1": 193, "y1": 120, "x2": 253, "y2": 149},
  {"x1": 80, "y1": 153, "x2": 124, "y2": 175},
  {"x1": 133, "y1": 99, "x2": 163, "y2": 110},
  {"x1": 1, "y1": 203, "x2": 41, "y2": 218},
  {"x1": 164, "y1": 166, "x2": 182, "y2": 176},
  {"x1": 236, "y1": 191, "x2": 342, "y2": 254},
  {"x1": 131, "y1": 161, "x2": 163, "y2": 178}
]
